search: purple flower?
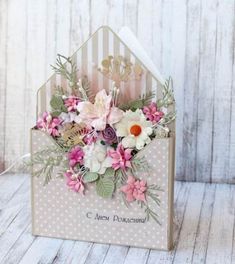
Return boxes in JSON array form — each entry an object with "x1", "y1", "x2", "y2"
[{"x1": 101, "y1": 125, "x2": 117, "y2": 144}]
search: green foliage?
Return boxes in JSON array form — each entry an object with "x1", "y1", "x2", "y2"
[
  {"x1": 83, "y1": 172, "x2": 99, "y2": 183},
  {"x1": 146, "y1": 190, "x2": 161, "y2": 206},
  {"x1": 51, "y1": 54, "x2": 78, "y2": 94},
  {"x1": 158, "y1": 111, "x2": 176, "y2": 126},
  {"x1": 143, "y1": 184, "x2": 164, "y2": 224},
  {"x1": 51, "y1": 54, "x2": 93, "y2": 101},
  {"x1": 30, "y1": 145, "x2": 66, "y2": 186},
  {"x1": 121, "y1": 192, "x2": 130, "y2": 208},
  {"x1": 103, "y1": 167, "x2": 115, "y2": 178},
  {"x1": 114, "y1": 169, "x2": 128, "y2": 191},
  {"x1": 145, "y1": 205, "x2": 161, "y2": 225},
  {"x1": 50, "y1": 94, "x2": 67, "y2": 116},
  {"x1": 157, "y1": 77, "x2": 174, "y2": 108},
  {"x1": 96, "y1": 177, "x2": 115, "y2": 198},
  {"x1": 131, "y1": 156, "x2": 150, "y2": 173},
  {"x1": 119, "y1": 91, "x2": 155, "y2": 111}
]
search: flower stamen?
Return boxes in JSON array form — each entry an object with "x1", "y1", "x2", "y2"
[{"x1": 130, "y1": 124, "x2": 142, "y2": 137}]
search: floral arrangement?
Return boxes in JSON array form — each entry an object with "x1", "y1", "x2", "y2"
[{"x1": 31, "y1": 54, "x2": 175, "y2": 224}]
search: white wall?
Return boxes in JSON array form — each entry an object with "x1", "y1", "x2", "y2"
[{"x1": 0, "y1": 0, "x2": 234, "y2": 183}]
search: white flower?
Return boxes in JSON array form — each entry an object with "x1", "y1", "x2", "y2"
[
  {"x1": 115, "y1": 109, "x2": 153, "y2": 150},
  {"x1": 59, "y1": 112, "x2": 78, "y2": 124},
  {"x1": 83, "y1": 140, "x2": 112, "y2": 174}
]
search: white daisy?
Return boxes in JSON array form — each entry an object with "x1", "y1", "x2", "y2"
[{"x1": 115, "y1": 109, "x2": 153, "y2": 150}]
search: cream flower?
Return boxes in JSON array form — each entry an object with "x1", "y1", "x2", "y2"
[
  {"x1": 77, "y1": 89, "x2": 123, "y2": 131},
  {"x1": 59, "y1": 112, "x2": 78, "y2": 124},
  {"x1": 115, "y1": 109, "x2": 153, "y2": 150},
  {"x1": 83, "y1": 140, "x2": 112, "y2": 174}
]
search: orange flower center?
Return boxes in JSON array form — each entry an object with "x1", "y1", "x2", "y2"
[{"x1": 130, "y1": 124, "x2": 142, "y2": 137}]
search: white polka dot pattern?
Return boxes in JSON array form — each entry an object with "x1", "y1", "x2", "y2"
[{"x1": 31, "y1": 130, "x2": 174, "y2": 250}]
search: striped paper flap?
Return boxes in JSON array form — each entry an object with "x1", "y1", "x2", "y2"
[{"x1": 36, "y1": 26, "x2": 175, "y2": 132}]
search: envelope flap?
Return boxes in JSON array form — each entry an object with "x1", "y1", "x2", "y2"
[{"x1": 36, "y1": 26, "x2": 175, "y2": 132}]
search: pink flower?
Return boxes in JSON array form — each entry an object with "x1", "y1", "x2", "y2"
[
  {"x1": 36, "y1": 111, "x2": 61, "y2": 137},
  {"x1": 120, "y1": 175, "x2": 147, "y2": 202},
  {"x1": 64, "y1": 169, "x2": 85, "y2": 194},
  {"x1": 143, "y1": 102, "x2": 164, "y2": 124},
  {"x1": 83, "y1": 129, "x2": 99, "y2": 145},
  {"x1": 108, "y1": 143, "x2": 132, "y2": 171},
  {"x1": 68, "y1": 146, "x2": 84, "y2": 167},
  {"x1": 77, "y1": 89, "x2": 123, "y2": 131},
  {"x1": 64, "y1": 96, "x2": 80, "y2": 112}
]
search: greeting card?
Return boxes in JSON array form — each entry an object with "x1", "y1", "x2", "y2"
[{"x1": 30, "y1": 26, "x2": 176, "y2": 250}]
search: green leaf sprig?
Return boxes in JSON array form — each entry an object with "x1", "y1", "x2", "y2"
[
  {"x1": 50, "y1": 94, "x2": 67, "y2": 117},
  {"x1": 157, "y1": 77, "x2": 174, "y2": 108},
  {"x1": 119, "y1": 91, "x2": 155, "y2": 111},
  {"x1": 51, "y1": 54, "x2": 78, "y2": 94}
]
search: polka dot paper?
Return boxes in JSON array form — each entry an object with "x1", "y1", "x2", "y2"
[{"x1": 31, "y1": 129, "x2": 175, "y2": 250}]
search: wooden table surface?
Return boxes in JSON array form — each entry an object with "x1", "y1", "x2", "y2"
[{"x1": 0, "y1": 173, "x2": 234, "y2": 264}]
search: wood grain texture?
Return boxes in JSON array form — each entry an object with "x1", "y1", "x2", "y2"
[
  {"x1": 1, "y1": 174, "x2": 235, "y2": 263},
  {"x1": 0, "y1": 0, "x2": 8, "y2": 172},
  {"x1": 0, "y1": 0, "x2": 234, "y2": 183},
  {"x1": 182, "y1": 0, "x2": 200, "y2": 181}
]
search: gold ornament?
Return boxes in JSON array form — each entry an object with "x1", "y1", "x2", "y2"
[
  {"x1": 61, "y1": 123, "x2": 87, "y2": 147},
  {"x1": 133, "y1": 64, "x2": 143, "y2": 80},
  {"x1": 98, "y1": 55, "x2": 143, "y2": 87}
]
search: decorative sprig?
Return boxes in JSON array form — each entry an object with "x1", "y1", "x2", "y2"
[
  {"x1": 77, "y1": 77, "x2": 92, "y2": 101},
  {"x1": 145, "y1": 205, "x2": 161, "y2": 225},
  {"x1": 145, "y1": 184, "x2": 164, "y2": 224},
  {"x1": 30, "y1": 145, "x2": 66, "y2": 186},
  {"x1": 147, "y1": 190, "x2": 162, "y2": 206},
  {"x1": 158, "y1": 111, "x2": 176, "y2": 126},
  {"x1": 119, "y1": 91, "x2": 155, "y2": 111},
  {"x1": 131, "y1": 156, "x2": 150, "y2": 174},
  {"x1": 121, "y1": 192, "x2": 130, "y2": 208},
  {"x1": 115, "y1": 169, "x2": 128, "y2": 188},
  {"x1": 137, "y1": 199, "x2": 161, "y2": 225},
  {"x1": 157, "y1": 77, "x2": 174, "y2": 108},
  {"x1": 51, "y1": 54, "x2": 78, "y2": 94}
]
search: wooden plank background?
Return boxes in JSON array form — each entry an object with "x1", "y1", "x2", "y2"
[{"x1": 0, "y1": 0, "x2": 234, "y2": 183}]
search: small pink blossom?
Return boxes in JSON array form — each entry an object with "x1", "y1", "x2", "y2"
[
  {"x1": 64, "y1": 96, "x2": 80, "y2": 112},
  {"x1": 68, "y1": 146, "x2": 84, "y2": 167},
  {"x1": 143, "y1": 102, "x2": 164, "y2": 124},
  {"x1": 83, "y1": 129, "x2": 99, "y2": 145},
  {"x1": 120, "y1": 175, "x2": 147, "y2": 202},
  {"x1": 36, "y1": 111, "x2": 61, "y2": 137},
  {"x1": 64, "y1": 169, "x2": 85, "y2": 194},
  {"x1": 108, "y1": 143, "x2": 132, "y2": 171}
]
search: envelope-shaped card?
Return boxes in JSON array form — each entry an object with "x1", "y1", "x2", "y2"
[{"x1": 30, "y1": 26, "x2": 176, "y2": 250}]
